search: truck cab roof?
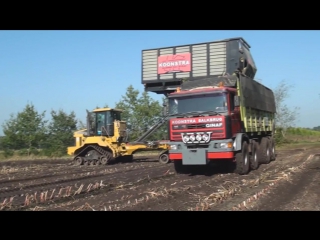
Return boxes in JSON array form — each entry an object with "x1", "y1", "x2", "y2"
[{"x1": 168, "y1": 86, "x2": 236, "y2": 97}]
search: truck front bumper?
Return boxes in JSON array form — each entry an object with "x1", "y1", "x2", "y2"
[{"x1": 168, "y1": 140, "x2": 234, "y2": 165}]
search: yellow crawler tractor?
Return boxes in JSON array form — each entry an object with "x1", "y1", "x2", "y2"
[{"x1": 67, "y1": 108, "x2": 170, "y2": 166}]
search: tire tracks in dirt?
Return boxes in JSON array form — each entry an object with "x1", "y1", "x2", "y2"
[
  {"x1": 0, "y1": 155, "x2": 159, "y2": 168},
  {"x1": 233, "y1": 153, "x2": 320, "y2": 211},
  {"x1": 0, "y1": 148, "x2": 312, "y2": 211},
  {"x1": 0, "y1": 160, "x2": 161, "y2": 185},
  {"x1": 113, "y1": 149, "x2": 309, "y2": 211},
  {"x1": 40, "y1": 149, "x2": 306, "y2": 211},
  {"x1": 0, "y1": 155, "x2": 159, "y2": 181},
  {"x1": 0, "y1": 162, "x2": 168, "y2": 197},
  {"x1": 0, "y1": 162, "x2": 174, "y2": 210},
  {"x1": 41, "y1": 168, "x2": 231, "y2": 211}
]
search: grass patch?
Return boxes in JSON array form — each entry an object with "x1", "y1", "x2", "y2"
[
  {"x1": 0, "y1": 150, "x2": 72, "y2": 161},
  {"x1": 277, "y1": 142, "x2": 320, "y2": 150},
  {"x1": 277, "y1": 127, "x2": 320, "y2": 150},
  {"x1": 287, "y1": 127, "x2": 320, "y2": 136}
]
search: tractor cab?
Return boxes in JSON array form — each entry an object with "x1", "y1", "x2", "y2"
[{"x1": 86, "y1": 108, "x2": 123, "y2": 137}]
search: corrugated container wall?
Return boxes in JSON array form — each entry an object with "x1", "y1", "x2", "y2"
[{"x1": 141, "y1": 37, "x2": 257, "y2": 94}]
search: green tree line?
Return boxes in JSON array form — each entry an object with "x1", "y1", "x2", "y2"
[{"x1": 0, "y1": 85, "x2": 166, "y2": 158}]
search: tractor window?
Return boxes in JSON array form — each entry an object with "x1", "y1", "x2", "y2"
[
  {"x1": 89, "y1": 112, "x2": 96, "y2": 135},
  {"x1": 111, "y1": 111, "x2": 121, "y2": 121},
  {"x1": 106, "y1": 111, "x2": 121, "y2": 123},
  {"x1": 106, "y1": 111, "x2": 112, "y2": 125},
  {"x1": 95, "y1": 110, "x2": 120, "y2": 136},
  {"x1": 102, "y1": 111, "x2": 121, "y2": 124},
  {"x1": 96, "y1": 112, "x2": 106, "y2": 135}
]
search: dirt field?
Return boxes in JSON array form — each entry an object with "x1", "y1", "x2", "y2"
[{"x1": 0, "y1": 145, "x2": 319, "y2": 211}]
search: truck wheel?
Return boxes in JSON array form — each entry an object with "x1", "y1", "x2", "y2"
[
  {"x1": 84, "y1": 160, "x2": 89, "y2": 166},
  {"x1": 250, "y1": 141, "x2": 259, "y2": 170},
  {"x1": 119, "y1": 155, "x2": 133, "y2": 162},
  {"x1": 100, "y1": 151, "x2": 114, "y2": 165},
  {"x1": 234, "y1": 141, "x2": 250, "y2": 175},
  {"x1": 258, "y1": 137, "x2": 271, "y2": 164},
  {"x1": 173, "y1": 160, "x2": 190, "y2": 174},
  {"x1": 74, "y1": 157, "x2": 84, "y2": 166},
  {"x1": 159, "y1": 153, "x2": 170, "y2": 164},
  {"x1": 269, "y1": 137, "x2": 276, "y2": 161},
  {"x1": 126, "y1": 155, "x2": 134, "y2": 162}
]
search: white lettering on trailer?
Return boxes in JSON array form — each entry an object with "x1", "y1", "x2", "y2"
[
  {"x1": 159, "y1": 60, "x2": 190, "y2": 68},
  {"x1": 198, "y1": 117, "x2": 222, "y2": 123},
  {"x1": 172, "y1": 119, "x2": 196, "y2": 124}
]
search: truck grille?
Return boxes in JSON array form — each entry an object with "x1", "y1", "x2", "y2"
[
  {"x1": 186, "y1": 124, "x2": 206, "y2": 129},
  {"x1": 171, "y1": 130, "x2": 224, "y2": 141}
]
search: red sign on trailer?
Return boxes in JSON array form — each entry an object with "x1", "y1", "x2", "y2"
[{"x1": 157, "y1": 53, "x2": 191, "y2": 74}]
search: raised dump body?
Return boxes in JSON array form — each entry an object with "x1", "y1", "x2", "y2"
[{"x1": 142, "y1": 37, "x2": 257, "y2": 94}]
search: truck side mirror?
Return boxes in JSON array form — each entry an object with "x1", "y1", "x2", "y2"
[
  {"x1": 163, "y1": 104, "x2": 168, "y2": 116},
  {"x1": 234, "y1": 96, "x2": 240, "y2": 107}
]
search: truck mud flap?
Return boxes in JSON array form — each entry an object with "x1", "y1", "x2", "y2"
[{"x1": 182, "y1": 149, "x2": 207, "y2": 165}]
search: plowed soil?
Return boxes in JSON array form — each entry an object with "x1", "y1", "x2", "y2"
[{"x1": 0, "y1": 146, "x2": 320, "y2": 211}]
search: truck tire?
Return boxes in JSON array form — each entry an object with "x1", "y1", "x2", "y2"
[
  {"x1": 250, "y1": 141, "x2": 259, "y2": 170},
  {"x1": 74, "y1": 156, "x2": 84, "y2": 166},
  {"x1": 173, "y1": 160, "x2": 190, "y2": 174},
  {"x1": 269, "y1": 137, "x2": 276, "y2": 161},
  {"x1": 116, "y1": 155, "x2": 133, "y2": 163},
  {"x1": 234, "y1": 141, "x2": 250, "y2": 175},
  {"x1": 258, "y1": 137, "x2": 271, "y2": 164},
  {"x1": 158, "y1": 150, "x2": 170, "y2": 164},
  {"x1": 123, "y1": 155, "x2": 134, "y2": 162}
]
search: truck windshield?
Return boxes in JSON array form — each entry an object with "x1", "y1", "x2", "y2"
[{"x1": 168, "y1": 93, "x2": 227, "y2": 115}]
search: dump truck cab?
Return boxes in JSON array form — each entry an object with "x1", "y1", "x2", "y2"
[
  {"x1": 167, "y1": 84, "x2": 242, "y2": 141},
  {"x1": 166, "y1": 83, "x2": 241, "y2": 166}
]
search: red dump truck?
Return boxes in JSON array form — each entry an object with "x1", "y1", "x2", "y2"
[{"x1": 141, "y1": 37, "x2": 276, "y2": 175}]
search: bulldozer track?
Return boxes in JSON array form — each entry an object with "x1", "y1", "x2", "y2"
[{"x1": 73, "y1": 144, "x2": 114, "y2": 162}]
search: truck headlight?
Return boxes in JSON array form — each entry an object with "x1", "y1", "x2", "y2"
[
  {"x1": 182, "y1": 135, "x2": 190, "y2": 142},
  {"x1": 219, "y1": 142, "x2": 233, "y2": 148},
  {"x1": 189, "y1": 134, "x2": 196, "y2": 142},
  {"x1": 202, "y1": 134, "x2": 209, "y2": 142},
  {"x1": 170, "y1": 145, "x2": 177, "y2": 150},
  {"x1": 196, "y1": 134, "x2": 202, "y2": 141}
]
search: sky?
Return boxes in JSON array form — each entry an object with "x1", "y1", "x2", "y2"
[{"x1": 0, "y1": 30, "x2": 319, "y2": 135}]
